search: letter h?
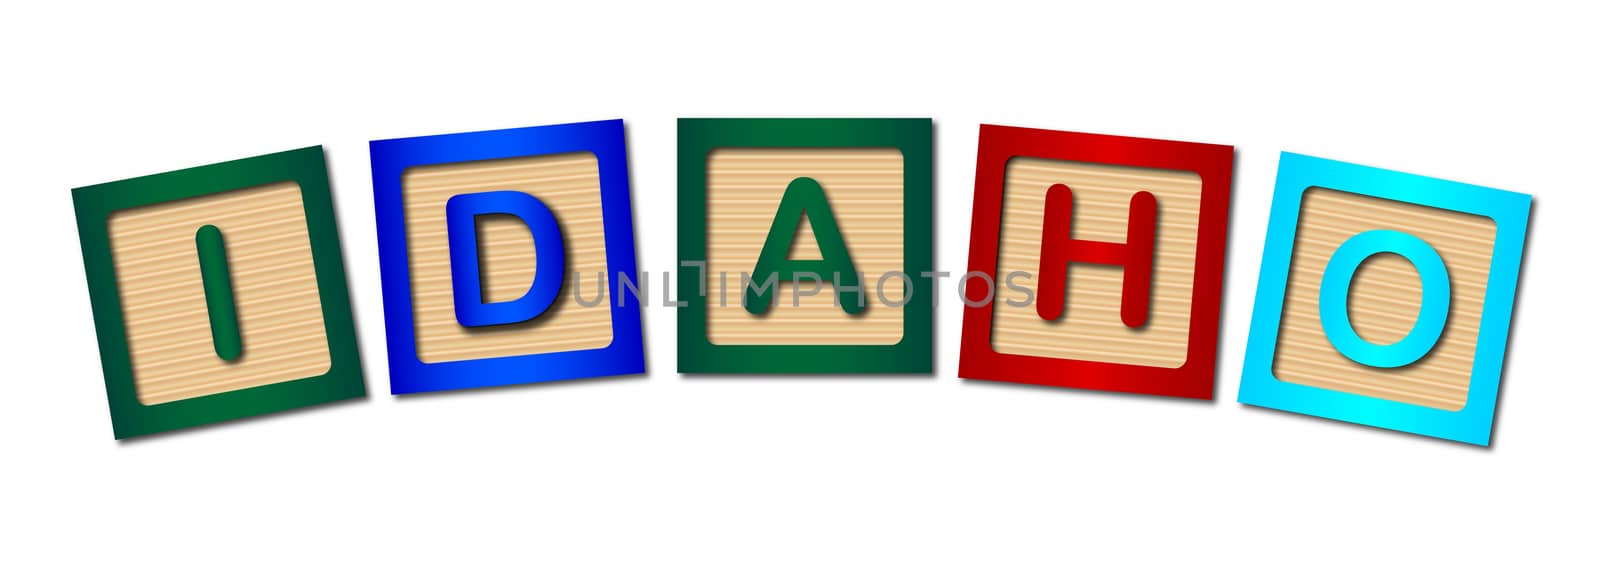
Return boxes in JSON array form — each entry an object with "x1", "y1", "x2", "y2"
[{"x1": 1035, "y1": 184, "x2": 1157, "y2": 328}]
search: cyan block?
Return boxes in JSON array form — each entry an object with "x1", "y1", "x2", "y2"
[{"x1": 1239, "y1": 153, "x2": 1530, "y2": 445}]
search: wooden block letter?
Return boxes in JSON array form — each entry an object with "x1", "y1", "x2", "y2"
[
  {"x1": 958, "y1": 126, "x2": 1234, "y2": 399},
  {"x1": 73, "y1": 147, "x2": 365, "y2": 439},
  {"x1": 678, "y1": 118, "x2": 933, "y2": 374},
  {"x1": 1238, "y1": 153, "x2": 1531, "y2": 445},
  {"x1": 371, "y1": 120, "x2": 644, "y2": 394}
]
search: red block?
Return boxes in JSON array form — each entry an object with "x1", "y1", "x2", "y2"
[{"x1": 958, "y1": 125, "x2": 1234, "y2": 399}]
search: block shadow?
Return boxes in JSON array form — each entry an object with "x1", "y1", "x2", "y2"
[
  {"x1": 391, "y1": 372, "x2": 644, "y2": 402},
  {"x1": 115, "y1": 396, "x2": 368, "y2": 446}
]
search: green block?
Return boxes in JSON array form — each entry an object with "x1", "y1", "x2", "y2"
[
  {"x1": 73, "y1": 147, "x2": 365, "y2": 439},
  {"x1": 677, "y1": 118, "x2": 934, "y2": 374}
]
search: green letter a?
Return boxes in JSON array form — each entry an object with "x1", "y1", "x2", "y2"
[{"x1": 744, "y1": 177, "x2": 864, "y2": 314}]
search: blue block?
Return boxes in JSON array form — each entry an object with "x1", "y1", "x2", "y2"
[{"x1": 371, "y1": 119, "x2": 645, "y2": 394}]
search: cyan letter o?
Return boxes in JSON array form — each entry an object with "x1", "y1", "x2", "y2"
[{"x1": 1318, "y1": 229, "x2": 1451, "y2": 369}]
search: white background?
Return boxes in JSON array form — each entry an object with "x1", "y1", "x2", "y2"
[{"x1": 3, "y1": 1, "x2": 1596, "y2": 566}]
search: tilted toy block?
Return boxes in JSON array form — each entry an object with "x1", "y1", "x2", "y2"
[
  {"x1": 370, "y1": 120, "x2": 644, "y2": 394},
  {"x1": 1238, "y1": 153, "x2": 1530, "y2": 445},
  {"x1": 958, "y1": 125, "x2": 1234, "y2": 399},
  {"x1": 73, "y1": 147, "x2": 365, "y2": 438}
]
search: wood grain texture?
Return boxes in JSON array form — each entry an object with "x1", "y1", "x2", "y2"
[
  {"x1": 1273, "y1": 187, "x2": 1494, "y2": 411},
  {"x1": 990, "y1": 158, "x2": 1201, "y2": 368},
  {"x1": 404, "y1": 152, "x2": 613, "y2": 363},
  {"x1": 705, "y1": 148, "x2": 905, "y2": 345},
  {"x1": 109, "y1": 182, "x2": 329, "y2": 405}
]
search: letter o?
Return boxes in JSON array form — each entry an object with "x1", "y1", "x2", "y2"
[{"x1": 1318, "y1": 229, "x2": 1451, "y2": 369}]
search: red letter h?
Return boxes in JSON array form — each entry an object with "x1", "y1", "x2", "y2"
[{"x1": 1035, "y1": 184, "x2": 1156, "y2": 328}]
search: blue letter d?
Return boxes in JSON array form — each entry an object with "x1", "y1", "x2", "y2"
[{"x1": 445, "y1": 191, "x2": 565, "y2": 328}]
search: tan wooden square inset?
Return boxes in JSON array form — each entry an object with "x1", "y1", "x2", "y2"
[
  {"x1": 404, "y1": 152, "x2": 612, "y2": 363},
  {"x1": 705, "y1": 148, "x2": 905, "y2": 345},
  {"x1": 990, "y1": 158, "x2": 1202, "y2": 368},
  {"x1": 1272, "y1": 187, "x2": 1495, "y2": 411},
  {"x1": 109, "y1": 182, "x2": 330, "y2": 405}
]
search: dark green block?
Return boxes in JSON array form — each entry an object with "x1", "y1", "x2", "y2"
[
  {"x1": 677, "y1": 118, "x2": 934, "y2": 374},
  {"x1": 73, "y1": 147, "x2": 365, "y2": 439}
]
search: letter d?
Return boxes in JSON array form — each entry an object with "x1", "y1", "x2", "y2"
[{"x1": 445, "y1": 191, "x2": 565, "y2": 327}]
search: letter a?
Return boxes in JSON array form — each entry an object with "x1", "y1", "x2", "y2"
[{"x1": 743, "y1": 177, "x2": 864, "y2": 314}]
